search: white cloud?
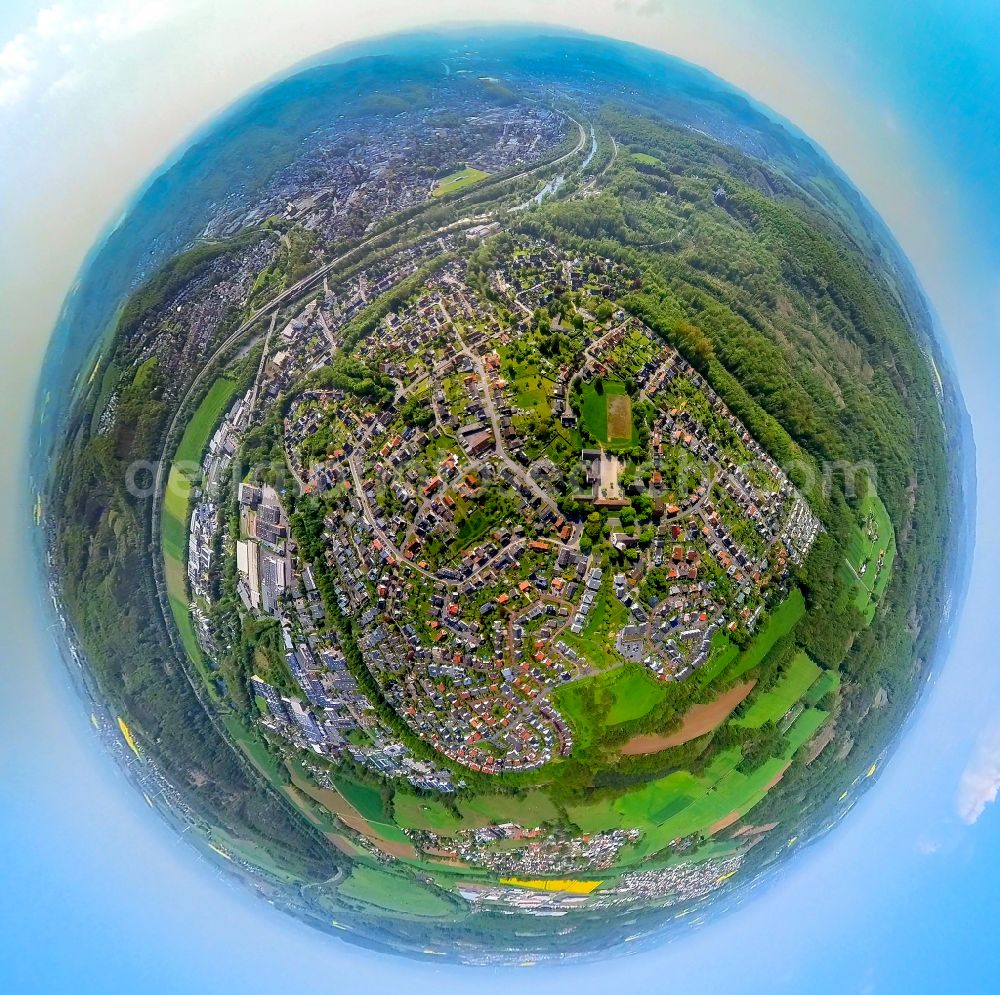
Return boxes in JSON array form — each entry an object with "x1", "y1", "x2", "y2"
[
  {"x1": 0, "y1": 33, "x2": 35, "y2": 75},
  {"x1": 614, "y1": 0, "x2": 671, "y2": 14},
  {"x1": 957, "y1": 723, "x2": 1000, "y2": 824},
  {"x1": 0, "y1": 0, "x2": 188, "y2": 109},
  {"x1": 0, "y1": 73, "x2": 30, "y2": 106},
  {"x1": 36, "y1": 6, "x2": 74, "y2": 41},
  {"x1": 0, "y1": 34, "x2": 34, "y2": 106},
  {"x1": 47, "y1": 68, "x2": 84, "y2": 98},
  {"x1": 94, "y1": 1, "x2": 175, "y2": 43}
]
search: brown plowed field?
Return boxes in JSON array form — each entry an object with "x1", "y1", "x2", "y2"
[{"x1": 620, "y1": 680, "x2": 756, "y2": 755}]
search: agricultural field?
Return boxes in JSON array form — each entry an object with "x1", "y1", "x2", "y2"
[
  {"x1": 337, "y1": 865, "x2": 457, "y2": 918},
  {"x1": 804, "y1": 669, "x2": 841, "y2": 707},
  {"x1": 89, "y1": 360, "x2": 122, "y2": 433},
  {"x1": 620, "y1": 680, "x2": 757, "y2": 755},
  {"x1": 160, "y1": 375, "x2": 240, "y2": 691},
  {"x1": 734, "y1": 651, "x2": 822, "y2": 729},
  {"x1": 783, "y1": 707, "x2": 831, "y2": 755},
  {"x1": 162, "y1": 375, "x2": 239, "y2": 569},
  {"x1": 561, "y1": 647, "x2": 833, "y2": 853},
  {"x1": 565, "y1": 745, "x2": 799, "y2": 859},
  {"x1": 713, "y1": 587, "x2": 807, "y2": 685}
]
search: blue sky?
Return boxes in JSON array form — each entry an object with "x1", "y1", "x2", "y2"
[{"x1": 2, "y1": 3, "x2": 1000, "y2": 993}]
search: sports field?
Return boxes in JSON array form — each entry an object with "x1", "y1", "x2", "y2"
[
  {"x1": 580, "y1": 378, "x2": 636, "y2": 445},
  {"x1": 432, "y1": 165, "x2": 490, "y2": 197},
  {"x1": 606, "y1": 392, "x2": 633, "y2": 441}
]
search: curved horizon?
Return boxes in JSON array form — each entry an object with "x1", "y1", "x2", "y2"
[{"x1": 3, "y1": 5, "x2": 999, "y2": 994}]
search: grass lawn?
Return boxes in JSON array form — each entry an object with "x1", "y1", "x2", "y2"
[
  {"x1": 432, "y1": 166, "x2": 490, "y2": 198},
  {"x1": 458, "y1": 790, "x2": 560, "y2": 827},
  {"x1": 606, "y1": 667, "x2": 668, "y2": 724},
  {"x1": 338, "y1": 866, "x2": 455, "y2": 918},
  {"x1": 550, "y1": 680, "x2": 601, "y2": 753},
  {"x1": 580, "y1": 380, "x2": 609, "y2": 442},
  {"x1": 554, "y1": 664, "x2": 670, "y2": 752},
  {"x1": 455, "y1": 508, "x2": 492, "y2": 545},
  {"x1": 838, "y1": 493, "x2": 896, "y2": 623},
  {"x1": 333, "y1": 775, "x2": 389, "y2": 824},
  {"x1": 782, "y1": 707, "x2": 830, "y2": 756},
  {"x1": 392, "y1": 794, "x2": 465, "y2": 835},
  {"x1": 632, "y1": 152, "x2": 663, "y2": 166},
  {"x1": 696, "y1": 631, "x2": 739, "y2": 686},
  {"x1": 559, "y1": 573, "x2": 630, "y2": 670},
  {"x1": 506, "y1": 355, "x2": 551, "y2": 414},
  {"x1": 804, "y1": 668, "x2": 841, "y2": 706},
  {"x1": 160, "y1": 375, "x2": 240, "y2": 696},
  {"x1": 726, "y1": 587, "x2": 806, "y2": 682},
  {"x1": 734, "y1": 651, "x2": 821, "y2": 729},
  {"x1": 579, "y1": 377, "x2": 636, "y2": 446}
]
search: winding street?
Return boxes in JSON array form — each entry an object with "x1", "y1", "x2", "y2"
[{"x1": 445, "y1": 302, "x2": 560, "y2": 516}]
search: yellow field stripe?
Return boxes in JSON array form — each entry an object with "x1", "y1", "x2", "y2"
[
  {"x1": 117, "y1": 717, "x2": 141, "y2": 758},
  {"x1": 499, "y1": 877, "x2": 602, "y2": 894}
]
